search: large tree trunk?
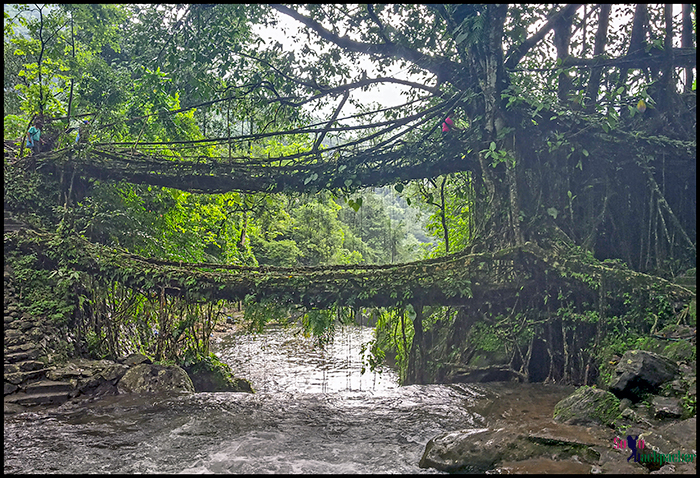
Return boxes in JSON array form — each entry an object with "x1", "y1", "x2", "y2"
[
  {"x1": 584, "y1": 4, "x2": 612, "y2": 112},
  {"x1": 681, "y1": 4, "x2": 694, "y2": 92},
  {"x1": 462, "y1": 4, "x2": 523, "y2": 251}
]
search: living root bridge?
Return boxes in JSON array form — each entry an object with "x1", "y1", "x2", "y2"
[
  {"x1": 33, "y1": 141, "x2": 472, "y2": 194},
  {"x1": 6, "y1": 229, "x2": 693, "y2": 311}
]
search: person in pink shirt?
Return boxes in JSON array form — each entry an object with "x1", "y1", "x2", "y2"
[
  {"x1": 442, "y1": 113, "x2": 461, "y2": 139},
  {"x1": 441, "y1": 112, "x2": 461, "y2": 139}
]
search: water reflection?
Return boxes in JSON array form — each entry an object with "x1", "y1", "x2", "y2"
[{"x1": 214, "y1": 324, "x2": 398, "y2": 394}]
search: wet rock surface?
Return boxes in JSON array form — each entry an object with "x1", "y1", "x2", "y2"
[
  {"x1": 117, "y1": 363, "x2": 195, "y2": 394},
  {"x1": 183, "y1": 359, "x2": 254, "y2": 393},
  {"x1": 420, "y1": 383, "x2": 611, "y2": 473},
  {"x1": 420, "y1": 339, "x2": 697, "y2": 475},
  {"x1": 553, "y1": 385, "x2": 621, "y2": 427}
]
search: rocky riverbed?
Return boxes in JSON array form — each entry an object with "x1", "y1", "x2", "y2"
[{"x1": 419, "y1": 332, "x2": 696, "y2": 474}]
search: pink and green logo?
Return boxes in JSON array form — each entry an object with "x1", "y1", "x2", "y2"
[{"x1": 614, "y1": 435, "x2": 696, "y2": 465}]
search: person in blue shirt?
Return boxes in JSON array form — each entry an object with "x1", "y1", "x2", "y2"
[
  {"x1": 27, "y1": 120, "x2": 42, "y2": 155},
  {"x1": 76, "y1": 120, "x2": 89, "y2": 143}
]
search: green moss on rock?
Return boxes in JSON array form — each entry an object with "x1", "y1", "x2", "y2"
[
  {"x1": 553, "y1": 386, "x2": 620, "y2": 427},
  {"x1": 184, "y1": 355, "x2": 254, "y2": 393}
]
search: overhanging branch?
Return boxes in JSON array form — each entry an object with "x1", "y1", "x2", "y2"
[{"x1": 270, "y1": 4, "x2": 467, "y2": 88}]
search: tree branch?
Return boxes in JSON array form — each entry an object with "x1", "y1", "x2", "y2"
[
  {"x1": 270, "y1": 4, "x2": 465, "y2": 87},
  {"x1": 584, "y1": 4, "x2": 611, "y2": 112},
  {"x1": 366, "y1": 4, "x2": 391, "y2": 44},
  {"x1": 504, "y1": 4, "x2": 582, "y2": 70},
  {"x1": 562, "y1": 47, "x2": 696, "y2": 69},
  {"x1": 313, "y1": 89, "x2": 349, "y2": 153}
]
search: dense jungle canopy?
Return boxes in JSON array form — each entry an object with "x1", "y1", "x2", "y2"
[{"x1": 4, "y1": 4, "x2": 696, "y2": 385}]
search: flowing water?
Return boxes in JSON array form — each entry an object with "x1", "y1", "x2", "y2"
[{"x1": 4, "y1": 324, "x2": 573, "y2": 473}]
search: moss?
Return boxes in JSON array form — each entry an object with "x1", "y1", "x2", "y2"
[
  {"x1": 184, "y1": 354, "x2": 254, "y2": 393},
  {"x1": 662, "y1": 341, "x2": 695, "y2": 363},
  {"x1": 553, "y1": 386, "x2": 621, "y2": 427}
]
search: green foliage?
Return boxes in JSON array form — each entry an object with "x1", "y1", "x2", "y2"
[
  {"x1": 3, "y1": 163, "x2": 62, "y2": 229},
  {"x1": 405, "y1": 173, "x2": 474, "y2": 258},
  {"x1": 3, "y1": 114, "x2": 25, "y2": 140},
  {"x1": 662, "y1": 340, "x2": 695, "y2": 364},
  {"x1": 6, "y1": 4, "x2": 127, "y2": 118},
  {"x1": 468, "y1": 322, "x2": 502, "y2": 352},
  {"x1": 243, "y1": 298, "x2": 291, "y2": 333},
  {"x1": 681, "y1": 393, "x2": 696, "y2": 418},
  {"x1": 360, "y1": 337, "x2": 386, "y2": 375},
  {"x1": 481, "y1": 141, "x2": 515, "y2": 168},
  {"x1": 301, "y1": 308, "x2": 336, "y2": 347},
  {"x1": 370, "y1": 307, "x2": 415, "y2": 383},
  {"x1": 289, "y1": 196, "x2": 345, "y2": 265},
  {"x1": 6, "y1": 251, "x2": 78, "y2": 326}
]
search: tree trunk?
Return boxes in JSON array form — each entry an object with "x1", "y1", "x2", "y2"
[
  {"x1": 681, "y1": 4, "x2": 694, "y2": 92},
  {"x1": 618, "y1": 4, "x2": 648, "y2": 90},
  {"x1": 584, "y1": 4, "x2": 611, "y2": 112},
  {"x1": 553, "y1": 6, "x2": 575, "y2": 104},
  {"x1": 406, "y1": 304, "x2": 427, "y2": 384},
  {"x1": 440, "y1": 175, "x2": 450, "y2": 253}
]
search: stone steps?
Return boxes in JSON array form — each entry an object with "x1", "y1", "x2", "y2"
[
  {"x1": 3, "y1": 362, "x2": 44, "y2": 375},
  {"x1": 25, "y1": 379, "x2": 74, "y2": 395},
  {"x1": 5, "y1": 349, "x2": 41, "y2": 363},
  {"x1": 4, "y1": 368, "x2": 52, "y2": 385},
  {"x1": 4, "y1": 264, "x2": 68, "y2": 410},
  {"x1": 4, "y1": 391, "x2": 71, "y2": 406}
]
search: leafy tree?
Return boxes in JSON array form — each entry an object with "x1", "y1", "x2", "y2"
[{"x1": 289, "y1": 193, "x2": 346, "y2": 265}]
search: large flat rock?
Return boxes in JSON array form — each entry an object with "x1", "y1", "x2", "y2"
[{"x1": 5, "y1": 391, "x2": 70, "y2": 406}]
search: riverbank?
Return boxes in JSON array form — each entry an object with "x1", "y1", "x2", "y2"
[
  {"x1": 4, "y1": 266, "x2": 252, "y2": 414},
  {"x1": 5, "y1": 261, "x2": 695, "y2": 473},
  {"x1": 419, "y1": 336, "x2": 696, "y2": 474}
]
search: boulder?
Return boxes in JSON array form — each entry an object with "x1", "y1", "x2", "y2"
[
  {"x1": 98, "y1": 363, "x2": 129, "y2": 383},
  {"x1": 419, "y1": 428, "x2": 515, "y2": 473},
  {"x1": 119, "y1": 353, "x2": 152, "y2": 367},
  {"x1": 553, "y1": 386, "x2": 620, "y2": 427},
  {"x1": 651, "y1": 396, "x2": 683, "y2": 419},
  {"x1": 655, "y1": 417, "x2": 696, "y2": 452},
  {"x1": 608, "y1": 350, "x2": 678, "y2": 400},
  {"x1": 184, "y1": 359, "x2": 254, "y2": 393},
  {"x1": 662, "y1": 340, "x2": 695, "y2": 364},
  {"x1": 117, "y1": 364, "x2": 194, "y2": 394},
  {"x1": 419, "y1": 424, "x2": 604, "y2": 473}
]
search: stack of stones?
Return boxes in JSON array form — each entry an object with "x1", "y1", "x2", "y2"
[{"x1": 4, "y1": 265, "x2": 75, "y2": 410}]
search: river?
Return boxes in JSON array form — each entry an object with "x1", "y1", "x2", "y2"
[{"x1": 4, "y1": 324, "x2": 570, "y2": 473}]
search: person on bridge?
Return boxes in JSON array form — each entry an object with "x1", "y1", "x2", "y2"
[
  {"x1": 68, "y1": 119, "x2": 90, "y2": 144},
  {"x1": 76, "y1": 120, "x2": 90, "y2": 144},
  {"x1": 26, "y1": 119, "x2": 43, "y2": 155},
  {"x1": 441, "y1": 112, "x2": 462, "y2": 139}
]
